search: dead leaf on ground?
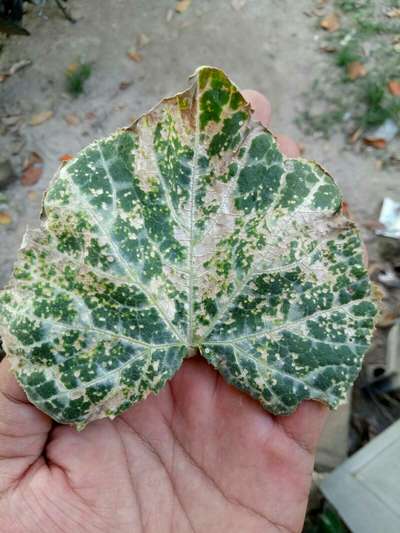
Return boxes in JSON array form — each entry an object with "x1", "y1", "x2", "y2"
[
  {"x1": 58, "y1": 154, "x2": 73, "y2": 162},
  {"x1": 30, "y1": 111, "x2": 53, "y2": 126},
  {"x1": 66, "y1": 63, "x2": 79, "y2": 74},
  {"x1": 320, "y1": 12, "x2": 340, "y2": 32},
  {"x1": 137, "y1": 33, "x2": 150, "y2": 49},
  {"x1": 231, "y1": 0, "x2": 247, "y2": 10},
  {"x1": 385, "y1": 7, "x2": 400, "y2": 18},
  {"x1": 21, "y1": 152, "x2": 44, "y2": 186},
  {"x1": 320, "y1": 44, "x2": 337, "y2": 53},
  {"x1": 0, "y1": 212, "x2": 11, "y2": 225},
  {"x1": 127, "y1": 50, "x2": 143, "y2": 63},
  {"x1": 175, "y1": 0, "x2": 191, "y2": 14},
  {"x1": 85, "y1": 111, "x2": 96, "y2": 121},
  {"x1": 388, "y1": 80, "x2": 400, "y2": 96},
  {"x1": 64, "y1": 113, "x2": 80, "y2": 126},
  {"x1": 364, "y1": 138, "x2": 387, "y2": 149},
  {"x1": 347, "y1": 61, "x2": 367, "y2": 80},
  {"x1": 349, "y1": 126, "x2": 364, "y2": 144}
]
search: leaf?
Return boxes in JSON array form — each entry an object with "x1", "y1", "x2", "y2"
[
  {"x1": 0, "y1": 67, "x2": 377, "y2": 429},
  {"x1": 20, "y1": 152, "x2": 44, "y2": 186},
  {"x1": 58, "y1": 153, "x2": 74, "y2": 162},
  {"x1": 348, "y1": 126, "x2": 364, "y2": 144},
  {"x1": 0, "y1": 211, "x2": 11, "y2": 225},
  {"x1": 363, "y1": 138, "x2": 386, "y2": 149},
  {"x1": 137, "y1": 32, "x2": 150, "y2": 49},
  {"x1": 346, "y1": 61, "x2": 367, "y2": 80},
  {"x1": 231, "y1": 0, "x2": 247, "y2": 10},
  {"x1": 175, "y1": 0, "x2": 191, "y2": 14},
  {"x1": 388, "y1": 80, "x2": 400, "y2": 96},
  {"x1": 385, "y1": 7, "x2": 400, "y2": 18},
  {"x1": 64, "y1": 113, "x2": 80, "y2": 126},
  {"x1": 320, "y1": 13, "x2": 340, "y2": 32},
  {"x1": 30, "y1": 111, "x2": 53, "y2": 126},
  {"x1": 127, "y1": 50, "x2": 143, "y2": 63}
]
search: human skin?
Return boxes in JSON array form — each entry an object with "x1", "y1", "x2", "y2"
[{"x1": 0, "y1": 92, "x2": 328, "y2": 533}]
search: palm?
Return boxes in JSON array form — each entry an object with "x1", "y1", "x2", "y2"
[{"x1": 1, "y1": 356, "x2": 326, "y2": 533}]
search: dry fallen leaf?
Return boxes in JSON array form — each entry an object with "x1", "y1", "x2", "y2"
[
  {"x1": 30, "y1": 111, "x2": 53, "y2": 126},
  {"x1": 64, "y1": 113, "x2": 80, "y2": 126},
  {"x1": 137, "y1": 33, "x2": 150, "y2": 49},
  {"x1": 320, "y1": 45, "x2": 337, "y2": 53},
  {"x1": 388, "y1": 80, "x2": 400, "y2": 96},
  {"x1": 175, "y1": 0, "x2": 191, "y2": 13},
  {"x1": 127, "y1": 50, "x2": 143, "y2": 63},
  {"x1": 58, "y1": 154, "x2": 73, "y2": 162},
  {"x1": 363, "y1": 138, "x2": 386, "y2": 149},
  {"x1": 349, "y1": 126, "x2": 364, "y2": 144},
  {"x1": 347, "y1": 61, "x2": 367, "y2": 80},
  {"x1": 320, "y1": 12, "x2": 340, "y2": 32},
  {"x1": 231, "y1": 0, "x2": 247, "y2": 10},
  {"x1": 21, "y1": 152, "x2": 44, "y2": 186},
  {"x1": 66, "y1": 63, "x2": 79, "y2": 74},
  {"x1": 385, "y1": 7, "x2": 400, "y2": 18},
  {"x1": 0, "y1": 212, "x2": 11, "y2": 225},
  {"x1": 85, "y1": 111, "x2": 96, "y2": 121}
]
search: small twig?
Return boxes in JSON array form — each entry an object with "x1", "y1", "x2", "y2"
[{"x1": 54, "y1": 0, "x2": 76, "y2": 23}]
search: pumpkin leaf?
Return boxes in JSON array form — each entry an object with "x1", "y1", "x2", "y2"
[{"x1": 0, "y1": 67, "x2": 377, "y2": 429}]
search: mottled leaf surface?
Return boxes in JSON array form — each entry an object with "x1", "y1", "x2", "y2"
[{"x1": 0, "y1": 67, "x2": 377, "y2": 428}]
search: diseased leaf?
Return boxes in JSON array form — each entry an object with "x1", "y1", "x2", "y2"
[{"x1": 0, "y1": 67, "x2": 377, "y2": 429}]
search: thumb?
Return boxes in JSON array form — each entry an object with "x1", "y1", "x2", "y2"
[{"x1": 0, "y1": 358, "x2": 52, "y2": 493}]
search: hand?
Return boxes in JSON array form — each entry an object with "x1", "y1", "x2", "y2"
[{"x1": 0, "y1": 92, "x2": 328, "y2": 533}]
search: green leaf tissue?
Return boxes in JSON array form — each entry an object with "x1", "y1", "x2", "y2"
[{"x1": 0, "y1": 67, "x2": 378, "y2": 429}]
